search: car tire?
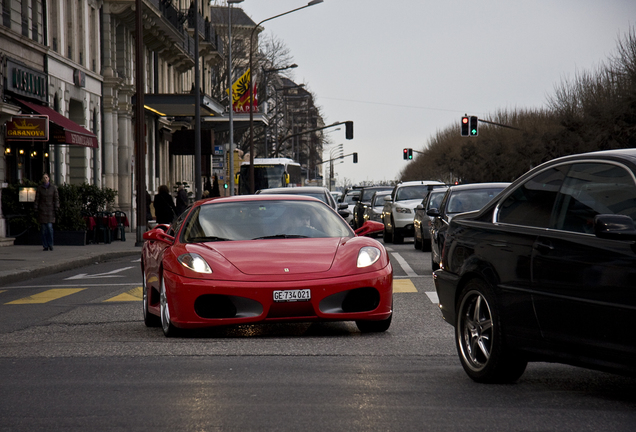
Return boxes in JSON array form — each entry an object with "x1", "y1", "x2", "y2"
[
  {"x1": 420, "y1": 232, "x2": 431, "y2": 252},
  {"x1": 414, "y1": 231, "x2": 422, "y2": 250},
  {"x1": 431, "y1": 253, "x2": 440, "y2": 271},
  {"x1": 142, "y1": 268, "x2": 161, "y2": 327},
  {"x1": 356, "y1": 314, "x2": 392, "y2": 333},
  {"x1": 160, "y1": 272, "x2": 180, "y2": 337},
  {"x1": 383, "y1": 223, "x2": 393, "y2": 243},
  {"x1": 392, "y1": 218, "x2": 404, "y2": 244},
  {"x1": 455, "y1": 279, "x2": 527, "y2": 383}
]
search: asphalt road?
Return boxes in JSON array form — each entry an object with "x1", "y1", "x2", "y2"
[{"x1": 1, "y1": 241, "x2": 635, "y2": 431}]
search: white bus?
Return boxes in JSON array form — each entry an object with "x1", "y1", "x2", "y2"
[{"x1": 238, "y1": 158, "x2": 302, "y2": 195}]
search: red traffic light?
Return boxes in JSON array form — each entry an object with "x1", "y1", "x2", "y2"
[{"x1": 461, "y1": 116, "x2": 470, "y2": 136}]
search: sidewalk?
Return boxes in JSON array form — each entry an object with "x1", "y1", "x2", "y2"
[{"x1": 0, "y1": 239, "x2": 141, "y2": 286}]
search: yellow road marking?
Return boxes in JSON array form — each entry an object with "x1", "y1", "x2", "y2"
[
  {"x1": 104, "y1": 286, "x2": 143, "y2": 302},
  {"x1": 393, "y1": 279, "x2": 418, "y2": 293},
  {"x1": 0, "y1": 290, "x2": 6, "y2": 295},
  {"x1": 6, "y1": 288, "x2": 85, "y2": 304}
]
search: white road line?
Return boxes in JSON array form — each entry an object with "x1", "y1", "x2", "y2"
[
  {"x1": 390, "y1": 252, "x2": 418, "y2": 278},
  {"x1": 425, "y1": 291, "x2": 439, "y2": 304}
]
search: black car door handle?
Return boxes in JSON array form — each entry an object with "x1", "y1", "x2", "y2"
[{"x1": 534, "y1": 240, "x2": 554, "y2": 253}]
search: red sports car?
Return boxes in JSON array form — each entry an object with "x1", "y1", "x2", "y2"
[{"x1": 141, "y1": 194, "x2": 393, "y2": 337}]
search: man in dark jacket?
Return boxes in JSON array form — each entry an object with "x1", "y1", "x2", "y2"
[
  {"x1": 34, "y1": 173, "x2": 60, "y2": 251},
  {"x1": 176, "y1": 184, "x2": 188, "y2": 216},
  {"x1": 154, "y1": 185, "x2": 176, "y2": 224}
]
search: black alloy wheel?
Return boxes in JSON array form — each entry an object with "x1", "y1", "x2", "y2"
[{"x1": 455, "y1": 279, "x2": 527, "y2": 383}]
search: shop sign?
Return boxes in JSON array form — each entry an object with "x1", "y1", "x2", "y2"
[
  {"x1": 6, "y1": 59, "x2": 47, "y2": 103},
  {"x1": 5, "y1": 115, "x2": 49, "y2": 141}
]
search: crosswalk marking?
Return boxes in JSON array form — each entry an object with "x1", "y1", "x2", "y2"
[
  {"x1": 425, "y1": 291, "x2": 439, "y2": 303},
  {"x1": 104, "y1": 287, "x2": 143, "y2": 302},
  {"x1": 390, "y1": 253, "x2": 419, "y2": 277},
  {"x1": 5, "y1": 288, "x2": 86, "y2": 304},
  {"x1": 393, "y1": 279, "x2": 418, "y2": 293}
]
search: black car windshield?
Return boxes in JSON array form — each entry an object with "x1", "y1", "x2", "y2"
[
  {"x1": 182, "y1": 200, "x2": 353, "y2": 242},
  {"x1": 447, "y1": 188, "x2": 506, "y2": 214},
  {"x1": 343, "y1": 191, "x2": 360, "y2": 204}
]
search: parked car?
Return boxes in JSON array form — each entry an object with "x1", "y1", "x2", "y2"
[
  {"x1": 382, "y1": 180, "x2": 445, "y2": 244},
  {"x1": 428, "y1": 183, "x2": 509, "y2": 270},
  {"x1": 352, "y1": 185, "x2": 393, "y2": 229},
  {"x1": 142, "y1": 195, "x2": 394, "y2": 336},
  {"x1": 362, "y1": 190, "x2": 392, "y2": 233},
  {"x1": 433, "y1": 149, "x2": 636, "y2": 383},
  {"x1": 413, "y1": 186, "x2": 448, "y2": 251}
]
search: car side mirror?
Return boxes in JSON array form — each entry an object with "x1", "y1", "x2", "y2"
[
  {"x1": 416, "y1": 204, "x2": 424, "y2": 210},
  {"x1": 355, "y1": 221, "x2": 384, "y2": 236},
  {"x1": 594, "y1": 214, "x2": 636, "y2": 241},
  {"x1": 426, "y1": 208, "x2": 441, "y2": 217},
  {"x1": 143, "y1": 228, "x2": 175, "y2": 245},
  {"x1": 383, "y1": 195, "x2": 392, "y2": 202}
]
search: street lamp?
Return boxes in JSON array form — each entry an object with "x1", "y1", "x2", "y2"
[
  {"x1": 248, "y1": 0, "x2": 324, "y2": 194},
  {"x1": 227, "y1": 0, "x2": 244, "y2": 196}
]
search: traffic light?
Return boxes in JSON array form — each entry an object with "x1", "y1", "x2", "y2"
[
  {"x1": 469, "y1": 116, "x2": 479, "y2": 136},
  {"x1": 461, "y1": 116, "x2": 469, "y2": 136},
  {"x1": 345, "y1": 121, "x2": 353, "y2": 140},
  {"x1": 353, "y1": 152, "x2": 358, "y2": 163},
  {"x1": 403, "y1": 148, "x2": 409, "y2": 160},
  {"x1": 407, "y1": 148, "x2": 413, "y2": 160}
]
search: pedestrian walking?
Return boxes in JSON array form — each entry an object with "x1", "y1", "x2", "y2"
[
  {"x1": 154, "y1": 185, "x2": 176, "y2": 224},
  {"x1": 211, "y1": 174, "x2": 221, "y2": 197},
  {"x1": 176, "y1": 184, "x2": 188, "y2": 216},
  {"x1": 34, "y1": 173, "x2": 60, "y2": 251}
]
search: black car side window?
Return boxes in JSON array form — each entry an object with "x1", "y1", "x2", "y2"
[
  {"x1": 551, "y1": 163, "x2": 636, "y2": 234},
  {"x1": 497, "y1": 167, "x2": 567, "y2": 227}
]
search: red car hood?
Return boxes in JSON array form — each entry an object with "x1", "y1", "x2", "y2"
[{"x1": 201, "y1": 237, "x2": 343, "y2": 276}]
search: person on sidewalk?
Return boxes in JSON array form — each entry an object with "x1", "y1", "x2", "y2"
[
  {"x1": 154, "y1": 185, "x2": 176, "y2": 225},
  {"x1": 34, "y1": 173, "x2": 60, "y2": 251},
  {"x1": 175, "y1": 184, "x2": 188, "y2": 216}
]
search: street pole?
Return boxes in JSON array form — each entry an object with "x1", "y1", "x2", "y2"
[
  {"x1": 134, "y1": 0, "x2": 146, "y2": 245},
  {"x1": 194, "y1": 0, "x2": 201, "y2": 200},
  {"x1": 248, "y1": 0, "x2": 323, "y2": 194},
  {"x1": 227, "y1": 1, "x2": 243, "y2": 195}
]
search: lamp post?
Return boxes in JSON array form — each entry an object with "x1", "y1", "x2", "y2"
[
  {"x1": 227, "y1": 0, "x2": 244, "y2": 196},
  {"x1": 262, "y1": 64, "x2": 298, "y2": 157},
  {"x1": 248, "y1": 0, "x2": 323, "y2": 194}
]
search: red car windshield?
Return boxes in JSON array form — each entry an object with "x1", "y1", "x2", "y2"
[{"x1": 182, "y1": 200, "x2": 353, "y2": 242}]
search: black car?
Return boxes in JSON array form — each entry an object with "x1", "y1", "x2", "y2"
[
  {"x1": 434, "y1": 149, "x2": 636, "y2": 383},
  {"x1": 352, "y1": 185, "x2": 393, "y2": 229},
  {"x1": 427, "y1": 182, "x2": 509, "y2": 270}
]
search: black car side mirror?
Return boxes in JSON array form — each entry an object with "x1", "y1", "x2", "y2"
[
  {"x1": 594, "y1": 214, "x2": 636, "y2": 241},
  {"x1": 426, "y1": 208, "x2": 441, "y2": 217}
]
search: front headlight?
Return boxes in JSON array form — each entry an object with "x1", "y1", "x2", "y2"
[
  {"x1": 357, "y1": 246, "x2": 381, "y2": 268},
  {"x1": 178, "y1": 253, "x2": 213, "y2": 274},
  {"x1": 396, "y1": 207, "x2": 412, "y2": 214}
]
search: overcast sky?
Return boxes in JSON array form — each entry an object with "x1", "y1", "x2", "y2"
[{"x1": 237, "y1": 0, "x2": 636, "y2": 185}]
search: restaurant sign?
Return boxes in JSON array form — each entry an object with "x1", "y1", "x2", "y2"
[
  {"x1": 6, "y1": 59, "x2": 48, "y2": 103},
  {"x1": 5, "y1": 115, "x2": 49, "y2": 141}
]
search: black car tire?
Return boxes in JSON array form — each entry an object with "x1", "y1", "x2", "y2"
[
  {"x1": 142, "y1": 268, "x2": 161, "y2": 327},
  {"x1": 383, "y1": 222, "x2": 393, "y2": 243},
  {"x1": 392, "y1": 218, "x2": 404, "y2": 244},
  {"x1": 431, "y1": 253, "x2": 440, "y2": 271},
  {"x1": 414, "y1": 231, "x2": 422, "y2": 250},
  {"x1": 160, "y1": 272, "x2": 180, "y2": 337},
  {"x1": 455, "y1": 279, "x2": 527, "y2": 383},
  {"x1": 356, "y1": 314, "x2": 392, "y2": 333}
]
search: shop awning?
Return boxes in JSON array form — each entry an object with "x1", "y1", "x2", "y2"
[{"x1": 16, "y1": 99, "x2": 98, "y2": 148}]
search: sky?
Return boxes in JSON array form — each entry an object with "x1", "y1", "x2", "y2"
[{"x1": 236, "y1": 0, "x2": 636, "y2": 185}]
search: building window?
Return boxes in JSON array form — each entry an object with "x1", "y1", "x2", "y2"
[{"x1": 1, "y1": 0, "x2": 10, "y2": 28}]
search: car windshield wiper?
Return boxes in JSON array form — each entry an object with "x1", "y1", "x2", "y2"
[
  {"x1": 188, "y1": 236, "x2": 232, "y2": 242},
  {"x1": 252, "y1": 234, "x2": 309, "y2": 240}
]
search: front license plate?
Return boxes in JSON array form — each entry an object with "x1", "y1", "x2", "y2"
[{"x1": 273, "y1": 289, "x2": 311, "y2": 302}]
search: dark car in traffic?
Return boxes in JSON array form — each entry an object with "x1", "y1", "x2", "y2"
[
  {"x1": 428, "y1": 182, "x2": 509, "y2": 270},
  {"x1": 433, "y1": 149, "x2": 636, "y2": 383},
  {"x1": 352, "y1": 185, "x2": 393, "y2": 229},
  {"x1": 413, "y1": 187, "x2": 448, "y2": 251}
]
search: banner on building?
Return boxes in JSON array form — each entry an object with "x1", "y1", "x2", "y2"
[{"x1": 228, "y1": 69, "x2": 258, "y2": 113}]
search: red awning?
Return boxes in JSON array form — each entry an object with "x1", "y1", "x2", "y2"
[{"x1": 16, "y1": 99, "x2": 98, "y2": 148}]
